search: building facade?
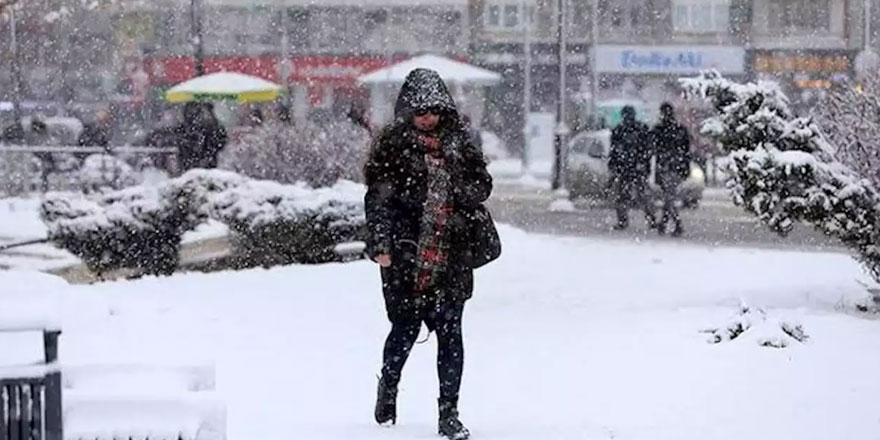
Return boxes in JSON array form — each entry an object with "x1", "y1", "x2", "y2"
[{"x1": 469, "y1": 0, "x2": 873, "y2": 153}]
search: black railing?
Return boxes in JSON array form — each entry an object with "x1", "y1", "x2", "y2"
[{"x1": 0, "y1": 330, "x2": 61, "y2": 440}]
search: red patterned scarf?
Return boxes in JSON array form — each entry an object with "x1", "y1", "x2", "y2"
[{"x1": 413, "y1": 132, "x2": 453, "y2": 292}]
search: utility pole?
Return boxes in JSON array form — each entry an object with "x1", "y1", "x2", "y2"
[
  {"x1": 522, "y1": 0, "x2": 532, "y2": 172},
  {"x1": 279, "y1": 6, "x2": 291, "y2": 106},
  {"x1": 191, "y1": 0, "x2": 204, "y2": 75},
  {"x1": 590, "y1": 0, "x2": 599, "y2": 122},
  {"x1": 552, "y1": 0, "x2": 568, "y2": 190},
  {"x1": 866, "y1": 0, "x2": 872, "y2": 53},
  {"x1": 10, "y1": 6, "x2": 22, "y2": 122}
]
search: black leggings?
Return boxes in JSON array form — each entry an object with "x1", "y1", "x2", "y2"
[{"x1": 381, "y1": 300, "x2": 464, "y2": 402}]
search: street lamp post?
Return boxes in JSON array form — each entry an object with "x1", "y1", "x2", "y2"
[
  {"x1": 191, "y1": 0, "x2": 204, "y2": 75},
  {"x1": 10, "y1": 6, "x2": 23, "y2": 122},
  {"x1": 552, "y1": 0, "x2": 568, "y2": 190},
  {"x1": 522, "y1": 0, "x2": 532, "y2": 173},
  {"x1": 590, "y1": 0, "x2": 599, "y2": 121}
]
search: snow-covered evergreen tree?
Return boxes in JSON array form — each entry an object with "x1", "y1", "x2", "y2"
[
  {"x1": 813, "y1": 75, "x2": 880, "y2": 189},
  {"x1": 681, "y1": 71, "x2": 880, "y2": 281}
]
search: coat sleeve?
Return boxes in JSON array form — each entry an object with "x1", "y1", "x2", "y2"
[
  {"x1": 363, "y1": 131, "x2": 396, "y2": 259},
  {"x1": 452, "y1": 135, "x2": 493, "y2": 209}
]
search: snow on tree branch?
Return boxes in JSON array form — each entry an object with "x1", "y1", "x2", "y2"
[
  {"x1": 681, "y1": 71, "x2": 880, "y2": 281},
  {"x1": 813, "y1": 74, "x2": 880, "y2": 190}
]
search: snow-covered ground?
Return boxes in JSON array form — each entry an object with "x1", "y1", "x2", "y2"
[{"x1": 3, "y1": 226, "x2": 880, "y2": 439}]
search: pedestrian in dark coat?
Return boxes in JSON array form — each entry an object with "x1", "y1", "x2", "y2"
[
  {"x1": 651, "y1": 102, "x2": 692, "y2": 236},
  {"x1": 364, "y1": 68, "x2": 496, "y2": 440},
  {"x1": 77, "y1": 111, "x2": 111, "y2": 149},
  {"x1": 176, "y1": 103, "x2": 228, "y2": 171},
  {"x1": 608, "y1": 106, "x2": 656, "y2": 230}
]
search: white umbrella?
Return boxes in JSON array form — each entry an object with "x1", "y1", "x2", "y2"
[
  {"x1": 165, "y1": 72, "x2": 283, "y2": 103},
  {"x1": 358, "y1": 54, "x2": 502, "y2": 86}
]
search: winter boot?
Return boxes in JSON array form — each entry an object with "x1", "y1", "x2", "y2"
[
  {"x1": 375, "y1": 377, "x2": 397, "y2": 426},
  {"x1": 438, "y1": 398, "x2": 470, "y2": 440}
]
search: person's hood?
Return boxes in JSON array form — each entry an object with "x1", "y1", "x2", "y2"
[{"x1": 393, "y1": 68, "x2": 458, "y2": 121}]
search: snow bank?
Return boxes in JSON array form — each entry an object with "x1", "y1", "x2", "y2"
[{"x1": 0, "y1": 197, "x2": 47, "y2": 239}]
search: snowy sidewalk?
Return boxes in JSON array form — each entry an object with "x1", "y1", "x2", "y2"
[{"x1": 4, "y1": 226, "x2": 879, "y2": 439}]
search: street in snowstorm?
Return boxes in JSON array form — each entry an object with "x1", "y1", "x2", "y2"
[
  {"x1": 489, "y1": 184, "x2": 841, "y2": 252},
  {"x1": 4, "y1": 1, "x2": 880, "y2": 440}
]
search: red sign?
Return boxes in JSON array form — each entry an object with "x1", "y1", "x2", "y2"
[
  {"x1": 286, "y1": 56, "x2": 408, "y2": 84},
  {"x1": 145, "y1": 56, "x2": 279, "y2": 85}
]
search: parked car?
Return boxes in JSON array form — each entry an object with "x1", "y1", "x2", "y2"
[{"x1": 565, "y1": 129, "x2": 706, "y2": 208}]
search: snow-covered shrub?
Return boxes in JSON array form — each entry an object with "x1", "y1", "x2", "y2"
[
  {"x1": 681, "y1": 71, "x2": 880, "y2": 281},
  {"x1": 209, "y1": 179, "x2": 366, "y2": 266},
  {"x1": 78, "y1": 154, "x2": 141, "y2": 194},
  {"x1": 701, "y1": 303, "x2": 808, "y2": 348},
  {"x1": 220, "y1": 119, "x2": 369, "y2": 187},
  {"x1": 162, "y1": 168, "x2": 249, "y2": 229},
  {"x1": 40, "y1": 186, "x2": 185, "y2": 277},
  {"x1": 40, "y1": 168, "x2": 367, "y2": 277}
]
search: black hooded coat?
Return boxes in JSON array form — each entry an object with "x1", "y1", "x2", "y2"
[
  {"x1": 364, "y1": 69, "x2": 496, "y2": 322},
  {"x1": 176, "y1": 103, "x2": 228, "y2": 171}
]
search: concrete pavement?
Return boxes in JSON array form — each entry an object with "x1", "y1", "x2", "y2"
[{"x1": 487, "y1": 183, "x2": 842, "y2": 253}]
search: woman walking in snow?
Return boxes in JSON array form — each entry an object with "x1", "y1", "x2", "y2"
[{"x1": 364, "y1": 68, "x2": 499, "y2": 440}]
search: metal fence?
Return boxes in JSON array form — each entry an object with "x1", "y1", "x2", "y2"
[
  {"x1": 0, "y1": 145, "x2": 178, "y2": 196},
  {"x1": 0, "y1": 331, "x2": 61, "y2": 440}
]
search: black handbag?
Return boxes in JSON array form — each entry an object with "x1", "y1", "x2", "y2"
[{"x1": 468, "y1": 204, "x2": 502, "y2": 269}]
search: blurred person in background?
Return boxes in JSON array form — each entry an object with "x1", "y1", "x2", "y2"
[
  {"x1": 609, "y1": 106, "x2": 655, "y2": 231},
  {"x1": 650, "y1": 102, "x2": 692, "y2": 237},
  {"x1": 77, "y1": 109, "x2": 112, "y2": 149},
  {"x1": 176, "y1": 102, "x2": 228, "y2": 171}
]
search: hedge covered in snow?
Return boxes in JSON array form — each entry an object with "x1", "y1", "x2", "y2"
[
  {"x1": 681, "y1": 71, "x2": 880, "y2": 280},
  {"x1": 40, "y1": 169, "x2": 366, "y2": 277},
  {"x1": 40, "y1": 186, "x2": 188, "y2": 277},
  {"x1": 209, "y1": 179, "x2": 365, "y2": 266}
]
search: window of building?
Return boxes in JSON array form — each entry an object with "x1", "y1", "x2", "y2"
[
  {"x1": 768, "y1": 0, "x2": 830, "y2": 30},
  {"x1": 484, "y1": 1, "x2": 532, "y2": 30},
  {"x1": 504, "y1": 4, "x2": 519, "y2": 27},
  {"x1": 486, "y1": 4, "x2": 502, "y2": 27},
  {"x1": 672, "y1": 0, "x2": 729, "y2": 33},
  {"x1": 599, "y1": 0, "x2": 656, "y2": 29}
]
